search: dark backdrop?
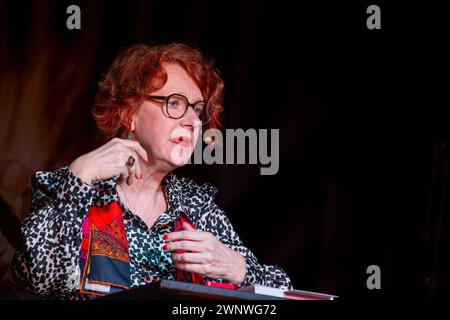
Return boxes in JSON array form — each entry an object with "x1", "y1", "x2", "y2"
[{"x1": 0, "y1": 0, "x2": 449, "y2": 299}]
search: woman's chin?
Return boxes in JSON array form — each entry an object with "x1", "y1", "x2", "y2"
[
  {"x1": 168, "y1": 146, "x2": 193, "y2": 167},
  {"x1": 170, "y1": 161, "x2": 188, "y2": 169},
  {"x1": 171, "y1": 155, "x2": 192, "y2": 167}
]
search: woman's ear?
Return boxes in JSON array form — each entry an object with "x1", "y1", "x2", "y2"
[{"x1": 119, "y1": 108, "x2": 136, "y2": 133}]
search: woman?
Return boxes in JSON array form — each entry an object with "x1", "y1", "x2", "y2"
[{"x1": 11, "y1": 43, "x2": 292, "y2": 299}]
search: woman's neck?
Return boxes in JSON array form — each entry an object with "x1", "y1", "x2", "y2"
[
  {"x1": 120, "y1": 158, "x2": 168, "y2": 196},
  {"x1": 116, "y1": 158, "x2": 169, "y2": 222}
]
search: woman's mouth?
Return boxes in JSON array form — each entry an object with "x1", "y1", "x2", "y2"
[{"x1": 170, "y1": 136, "x2": 192, "y2": 148}]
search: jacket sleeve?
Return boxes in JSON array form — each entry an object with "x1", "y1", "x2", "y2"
[
  {"x1": 196, "y1": 185, "x2": 293, "y2": 290},
  {"x1": 11, "y1": 166, "x2": 95, "y2": 299}
]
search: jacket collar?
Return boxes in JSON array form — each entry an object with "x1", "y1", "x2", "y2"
[
  {"x1": 35, "y1": 166, "x2": 215, "y2": 225},
  {"x1": 90, "y1": 171, "x2": 204, "y2": 224}
]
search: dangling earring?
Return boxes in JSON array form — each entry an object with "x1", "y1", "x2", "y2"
[{"x1": 127, "y1": 130, "x2": 135, "y2": 140}]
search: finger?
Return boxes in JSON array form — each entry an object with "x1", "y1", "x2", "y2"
[
  {"x1": 123, "y1": 149, "x2": 137, "y2": 185},
  {"x1": 118, "y1": 173, "x2": 127, "y2": 185},
  {"x1": 117, "y1": 166, "x2": 129, "y2": 185},
  {"x1": 125, "y1": 157, "x2": 135, "y2": 186},
  {"x1": 164, "y1": 240, "x2": 207, "y2": 253},
  {"x1": 166, "y1": 230, "x2": 208, "y2": 242},
  {"x1": 172, "y1": 252, "x2": 211, "y2": 264},
  {"x1": 121, "y1": 139, "x2": 149, "y2": 163},
  {"x1": 175, "y1": 263, "x2": 208, "y2": 275},
  {"x1": 132, "y1": 150, "x2": 142, "y2": 180},
  {"x1": 126, "y1": 166, "x2": 134, "y2": 185}
]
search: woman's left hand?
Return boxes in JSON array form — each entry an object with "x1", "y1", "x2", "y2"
[{"x1": 163, "y1": 222, "x2": 247, "y2": 285}]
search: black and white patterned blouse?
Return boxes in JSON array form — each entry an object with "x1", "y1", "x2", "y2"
[{"x1": 11, "y1": 166, "x2": 292, "y2": 299}]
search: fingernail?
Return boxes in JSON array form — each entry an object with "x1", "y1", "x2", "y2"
[
  {"x1": 162, "y1": 234, "x2": 168, "y2": 240},
  {"x1": 163, "y1": 245, "x2": 168, "y2": 251}
]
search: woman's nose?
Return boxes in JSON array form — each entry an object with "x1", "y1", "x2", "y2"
[{"x1": 181, "y1": 107, "x2": 200, "y2": 129}]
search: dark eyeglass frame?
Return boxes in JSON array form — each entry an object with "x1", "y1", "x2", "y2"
[{"x1": 147, "y1": 93, "x2": 210, "y2": 124}]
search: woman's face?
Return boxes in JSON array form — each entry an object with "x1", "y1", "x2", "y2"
[{"x1": 132, "y1": 63, "x2": 202, "y2": 172}]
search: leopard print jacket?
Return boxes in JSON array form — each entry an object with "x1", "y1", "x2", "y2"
[{"x1": 11, "y1": 166, "x2": 292, "y2": 299}]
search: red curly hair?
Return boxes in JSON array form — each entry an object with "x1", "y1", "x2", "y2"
[{"x1": 91, "y1": 43, "x2": 224, "y2": 139}]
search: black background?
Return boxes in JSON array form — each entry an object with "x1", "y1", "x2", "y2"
[{"x1": 1, "y1": 0, "x2": 449, "y2": 299}]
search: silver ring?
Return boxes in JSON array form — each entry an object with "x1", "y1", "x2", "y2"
[{"x1": 126, "y1": 156, "x2": 135, "y2": 167}]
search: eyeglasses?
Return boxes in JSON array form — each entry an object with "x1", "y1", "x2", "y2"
[{"x1": 147, "y1": 93, "x2": 210, "y2": 125}]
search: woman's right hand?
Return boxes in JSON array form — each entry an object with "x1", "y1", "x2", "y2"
[{"x1": 68, "y1": 138, "x2": 148, "y2": 185}]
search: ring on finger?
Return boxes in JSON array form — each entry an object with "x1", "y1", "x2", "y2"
[{"x1": 126, "y1": 156, "x2": 135, "y2": 167}]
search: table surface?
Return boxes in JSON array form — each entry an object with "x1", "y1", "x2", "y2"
[{"x1": 102, "y1": 280, "x2": 288, "y2": 300}]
